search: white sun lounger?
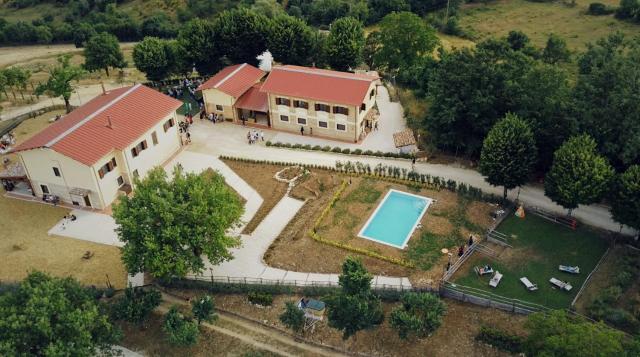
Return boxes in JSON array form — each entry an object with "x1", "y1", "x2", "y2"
[
  {"x1": 549, "y1": 277, "x2": 572, "y2": 291},
  {"x1": 520, "y1": 277, "x2": 538, "y2": 291},
  {"x1": 559, "y1": 265, "x2": 580, "y2": 274},
  {"x1": 489, "y1": 271, "x2": 503, "y2": 288}
]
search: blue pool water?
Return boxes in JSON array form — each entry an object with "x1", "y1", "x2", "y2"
[{"x1": 358, "y1": 190, "x2": 431, "y2": 249}]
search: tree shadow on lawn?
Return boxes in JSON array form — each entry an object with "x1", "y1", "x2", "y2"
[{"x1": 453, "y1": 214, "x2": 610, "y2": 309}]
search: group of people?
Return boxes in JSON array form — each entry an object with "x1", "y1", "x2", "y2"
[
  {"x1": 200, "y1": 111, "x2": 224, "y2": 123},
  {"x1": 60, "y1": 214, "x2": 77, "y2": 230},
  {"x1": 180, "y1": 115, "x2": 194, "y2": 144},
  {"x1": 247, "y1": 129, "x2": 265, "y2": 144},
  {"x1": 0, "y1": 132, "x2": 15, "y2": 154}
]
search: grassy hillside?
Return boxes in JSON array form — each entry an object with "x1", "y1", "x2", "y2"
[{"x1": 458, "y1": 0, "x2": 640, "y2": 50}]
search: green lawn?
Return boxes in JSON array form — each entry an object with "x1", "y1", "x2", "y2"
[{"x1": 454, "y1": 214, "x2": 609, "y2": 309}]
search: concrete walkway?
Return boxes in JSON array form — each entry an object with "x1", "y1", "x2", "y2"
[
  {"x1": 187, "y1": 121, "x2": 637, "y2": 236},
  {"x1": 271, "y1": 86, "x2": 406, "y2": 153},
  {"x1": 48, "y1": 208, "x2": 121, "y2": 247}
]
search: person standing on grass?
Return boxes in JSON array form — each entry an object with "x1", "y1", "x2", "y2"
[{"x1": 468, "y1": 235, "x2": 474, "y2": 247}]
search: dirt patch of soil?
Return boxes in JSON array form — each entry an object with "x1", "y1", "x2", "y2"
[
  {"x1": 423, "y1": 215, "x2": 455, "y2": 236},
  {"x1": 467, "y1": 201, "x2": 497, "y2": 229},
  {"x1": 222, "y1": 160, "x2": 288, "y2": 234},
  {"x1": 118, "y1": 311, "x2": 271, "y2": 357},
  {"x1": 277, "y1": 166, "x2": 305, "y2": 181},
  {"x1": 169, "y1": 290, "x2": 525, "y2": 357}
]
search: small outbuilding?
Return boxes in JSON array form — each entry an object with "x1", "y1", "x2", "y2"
[{"x1": 393, "y1": 128, "x2": 418, "y2": 154}]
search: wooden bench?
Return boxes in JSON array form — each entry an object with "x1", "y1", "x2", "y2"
[{"x1": 520, "y1": 277, "x2": 538, "y2": 291}]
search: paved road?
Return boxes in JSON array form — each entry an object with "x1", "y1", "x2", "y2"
[{"x1": 189, "y1": 121, "x2": 637, "y2": 236}]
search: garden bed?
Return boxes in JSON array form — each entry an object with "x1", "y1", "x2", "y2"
[
  {"x1": 452, "y1": 214, "x2": 609, "y2": 309},
  {"x1": 223, "y1": 160, "x2": 496, "y2": 288}
]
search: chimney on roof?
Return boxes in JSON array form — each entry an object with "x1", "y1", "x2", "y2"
[
  {"x1": 101, "y1": 82, "x2": 106, "y2": 95},
  {"x1": 106, "y1": 115, "x2": 113, "y2": 129}
]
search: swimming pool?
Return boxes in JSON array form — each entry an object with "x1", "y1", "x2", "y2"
[{"x1": 358, "y1": 189, "x2": 432, "y2": 249}]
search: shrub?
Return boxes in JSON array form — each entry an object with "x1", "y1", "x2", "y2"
[
  {"x1": 363, "y1": 150, "x2": 373, "y2": 155},
  {"x1": 248, "y1": 291, "x2": 273, "y2": 306},
  {"x1": 265, "y1": 141, "x2": 272, "y2": 146},
  {"x1": 312, "y1": 145, "x2": 322, "y2": 150},
  {"x1": 191, "y1": 295, "x2": 216, "y2": 325},
  {"x1": 283, "y1": 143, "x2": 292, "y2": 148},
  {"x1": 353, "y1": 149, "x2": 362, "y2": 155},
  {"x1": 341, "y1": 148, "x2": 351, "y2": 154},
  {"x1": 111, "y1": 286, "x2": 162, "y2": 326},
  {"x1": 476, "y1": 326, "x2": 525, "y2": 353},
  {"x1": 292, "y1": 143, "x2": 302, "y2": 149},
  {"x1": 374, "y1": 151, "x2": 384, "y2": 157},
  {"x1": 87, "y1": 286, "x2": 104, "y2": 300},
  {"x1": 163, "y1": 306, "x2": 199, "y2": 346},
  {"x1": 331, "y1": 147, "x2": 342, "y2": 153},
  {"x1": 390, "y1": 292, "x2": 446, "y2": 339},
  {"x1": 322, "y1": 145, "x2": 331, "y2": 151},
  {"x1": 606, "y1": 308, "x2": 639, "y2": 331},
  {"x1": 280, "y1": 301, "x2": 305, "y2": 333},
  {"x1": 588, "y1": 2, "x2": 614, "y2": 15}
]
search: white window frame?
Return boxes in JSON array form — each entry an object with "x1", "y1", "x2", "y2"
[
  {"x1": 280, "y1": 115, "x2": 289, "y2": 122},
  {"x1": 317, "y1": 120, "x2": 328, "y2": 129},
  {"x1": 297, "y1": 117, "x2": 307, "y2": 126},
  {"x1": 336, "y1": 123, "x2": 347, "y2": 132}
]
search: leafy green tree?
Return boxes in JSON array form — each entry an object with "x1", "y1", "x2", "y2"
[
  {"x1": 610, "y1": 165, "x2": 640, "y2": 232},
  {"x1": 191, "y1": 295, "x2": 217, "y2": 325},
  {"x1": 2, "y1": 66, "x2": 30, "y2": 100},
  {"x1": 425, "y1": 40, "x2": 534, "y2": 157},
  {"x1": 525, "y1": 310, "x2": 626, "y2": 356},
  {"x1": 367, "y1": 0, "x2": 409, "y2": 24},
  {"x1": 267, "y1": 14, "x2": 314, "y2": 65},
  {"x1": 35, "y1": 54, "x2": 86, "y2": 113},
  {"x1": 111, "y1": 286, "x2": 162, "y2": 327},
  {"x1": 616, "y1": 0, "x2": 640, "y2": 21},
  {"x1": 213, "y1": 8, "x2": 271, "y2": 66},
  {"x1": 363, "y1": 30, "x2": 381, "y2": 69},
  {"x1": 163, "y1": 306, "x2": 199, "y2": 346},
  {"x1": 479, "y1": 113, "x2": 537, "y2": 201},
  {"x1": 374, "y1": 12, "x2": 439, "y2": 71},
  {"x1": 141, "y1": 12, "x2": 177, "y2": 38},
  {"x1": 544, "y1": 135, "x2": 614, "y2": 215},
  {"x1": 574, "y1": 32, "x2": 640, "y2": 170},
  {"x1": 326, "y1": 17, "x2": 365, "y2": 71},
  {"x1": 0, "y1": 271, "x2": 121, "y2": 356},
  {"x1": 510, "y1": 62, "x2": 575, "y2": 172},
  {"x1": 252, "y1": 0, "x2": 286, "y2": 18},
  {"x1": 280, "y1": 301, "x2": 305, "y2": 333},
  {"x1": 542, "y1": 33, "x2": 571, "y2": 64},
  {"x1": 390, "y1": 292, "x2": 446, "y2": 339},
  {"x1": 326, "y1": 257, "x2": 384, "y2": 339},
  {"x1": 83, "y1": 32, "x2": 127, "y2": 76},
  {"x1": 133, "y1": 37, "x2": 173, "y2": 81},
  {"x1": 177, "y1": 18, "x2": 219, "y2": 75},
  {"x1": 113, "y1": 167, "x2": 244, "y2": 278},
  {"x1": 73, "y1": 22, "x2": 97, "y2": 48},
  {"x1": 507, "y1": 30, "x2": 530, "y2": 50}
]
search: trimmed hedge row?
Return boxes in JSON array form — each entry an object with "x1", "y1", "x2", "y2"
[
  {"x1": 159, "y1": 277, "x2": 407, "y2": 301},
  {"x1": 265, "y1": 141, "x2": 415, "y2": 160}
]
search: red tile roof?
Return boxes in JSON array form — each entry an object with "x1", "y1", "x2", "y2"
[
  {"x1": 235, "y1": 84, "x2": 268, "y2": 112},
  {"x1": 197, "y1": 63, "x2": 265, "y2": 98},
  {"x1": 259, "y1": 65, "x2": 379, "y2": 106},
  {"x1": 13, "y1": 84, "x2": 182, "y2": 166}
]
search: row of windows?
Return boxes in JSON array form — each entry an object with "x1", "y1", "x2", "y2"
[
  {"x1": 280, "y1": 115, "x2": 347, "y2": 131},
  {"x1": 275, "y1": 97, "x2": 349, "y2": 115},
  {"x1": 97, "y1": 158, "x2": 117, "y2": 179}
]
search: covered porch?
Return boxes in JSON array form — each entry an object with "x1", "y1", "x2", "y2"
[{"x1": 235, "y1": 84, "x2": 270, "y2": 127}]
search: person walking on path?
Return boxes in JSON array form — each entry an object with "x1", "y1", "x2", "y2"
[
  {"x1": 300, "y1": 126, "x2": 304, "y2": 135},
  {"x1": 374, "y1": 122, "x2": 378, "y2": 131},
  {"x1": 412, "y1": 157, "x2": 416, "y2": 170}
]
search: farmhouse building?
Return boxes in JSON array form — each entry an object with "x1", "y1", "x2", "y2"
[
  {"x1": 200, "y1": 63, "x2": 380, "y2": 142},
  {"x1": 11, "y1": 84, "x2": 183, "y2": 210}
]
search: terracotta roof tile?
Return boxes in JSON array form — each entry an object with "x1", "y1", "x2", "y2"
[
  {"x1": 13, "y1": 84, "x2": 183, "y2": 166},
  {"x1": 259, "y1": 65, "x2": 379, "y2": 106},
  {"x1": 197, "y1": 63, "x2": 265, "y2": 98},
  {"x1": 235, "y1": 84, "x2": 268, "y2": 112}
]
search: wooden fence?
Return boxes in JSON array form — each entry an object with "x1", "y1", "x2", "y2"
[
  {"x1": 0, "y1": 104, "x2": 71, "y2": 136},
  {"x1": 440, "y1": 281, "x2": 550, "y2": 315}
]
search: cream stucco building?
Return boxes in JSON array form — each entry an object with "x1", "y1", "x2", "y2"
[
  {"x1": 12, "y1": 84, "x2": 183, "y2": 210},
  {"x1": 200, "y1": 63, "x2": 379, "y2": 142}
]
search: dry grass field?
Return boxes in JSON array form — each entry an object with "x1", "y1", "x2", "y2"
[{"x1": 459, "y1": 0, "x2": 640, "y2": 50}]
